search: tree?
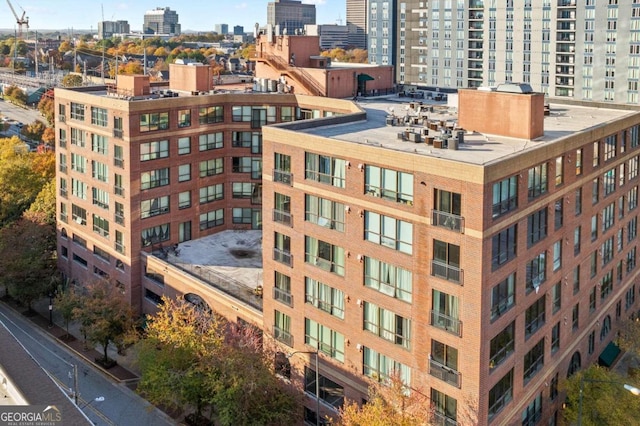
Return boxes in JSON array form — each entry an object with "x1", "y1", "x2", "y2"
[
  {"x1": 562, "y1": 365, "x2": 640, "y2": 426},
  {"x1": 73, "y1": 279, "x2": 137, "y2": 366},
  {"x1": 617, "y1": 317, "x2": 640, "y2": 358},
  {"x1": 138, "y1": 297, "x2": 222, "y2": 422},
  {"x1": 41, "y1": 127, "x2": 55, "y2": 146},
  {"x1": 25, "y1": 179, "x2": 56, "y2": 225},
  {"x1": 22, "y1": 120, "x2": 46, "y2": 141},
  {"x1": 0, "y1": 215, "x2": 56, "y2": 312},
  {"x1": 37, "y1": 94, "x2": 55, "y2": 125},
  {"x1": 4, "y1": 85, "x2": 26, "y2": 105},
  {"x1": 62, "y1": 74, "x2": 83, "y2": 88},
  {"x1": 54, "y1": 285, "x2": 81, "y2": 339},
  {"x1": 335, "y1": 373, "x2": 431, "y2": 426}
]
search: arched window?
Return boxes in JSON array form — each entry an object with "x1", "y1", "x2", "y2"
[
  {"x1": 567, "y1": 351, "x2": 581, "y2": 377},
  {"x1": 600, "y1": 315, "x2": 612, "y2": 341},
  {"x1": 61, "y1": 228, "x2": 68, "y2": 238},
  {"x1": 184, "y1": 293, "x2": 211, "y2": 313}
]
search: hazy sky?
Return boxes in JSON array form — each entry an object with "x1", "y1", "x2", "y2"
[{"x1": 1, "y1": 0, "x2": 348, "y2": 33}]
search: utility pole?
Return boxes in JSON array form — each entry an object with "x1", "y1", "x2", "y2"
[
  {"x1": 73, "y1": 364, "x2": 79, "y2": 405},
  {"x1": 34, "y1": 30, "x2": 38, "y2": 79}
]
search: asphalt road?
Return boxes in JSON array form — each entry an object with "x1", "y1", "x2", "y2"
[
  {"x1": 0, "y1": 98, "x2": 41, "y2": 126},
  {"x1": 0, "y1": 303, "x2": 175, "y2": 426}
]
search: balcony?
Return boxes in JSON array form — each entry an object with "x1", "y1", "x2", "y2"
[
  {"x1": 114, "y1": 158, "x2": 124, "y2": 168},
  {"x1": 432, "y1": 210, "x2": 463, "y2": 232},
  {"x1": 115, "y1": 241, "x2": 125, "y2": 254},
  {"x1": 430, "y1": 310, "x2": 462, "y2": 337},
  {"x1": 429, "y1": 359, "x2": 461, "y2": 388},
  {"x1": 523, "y1": 355, "x2": 544, "y2": 383},
  {"x1": 273, "y1": 209, "x2": 292, "y2": 227},
  {"x1": 273, "y1": 287, "x2": 293, "y2": 307},
  {"x1": 113, "y1": 129, "x2": 124, "y2": 139},
  {"x1": 115, "y1": 213, "x2": 124, "y2": 225},
  {"x1": 558, "y1": 0, "x2": 576, "y2": 6},
  {"x1": 556, "y1": 77, "x2": 574, "y2": 86},
  {"x1": 469, "y1": 11, "x2": 483, "y2": 20},
  {"x1": 469, "y1": 0, "x2": 484, "y2": 8},
  {"x1": 557, "y1": 11, "x2": 576, "y2": 20},
  {"x1": 468, "y1": 30, "x2": 483, "y2": 40},
  {"x1": 59, "y1": 139, "x2": 67, "y2": 148},
  {"x1": 58, "y1": 115, "x2": 66, "y2": 123},
  {"x1": 273, "y1": 248, "x2": 293, "y2": 266},
  {"x1": 431, "y1": 260, "x2": 462, "y2": 285},
  {"x1": 468, "y1": 41, "x2": 483, "y2": 50},
  {"x1": 59, "y1": 164, "x2": 67, "y2": 173},
  {"x1": 273, "y1": 326, "x2": 293, "y2": 347},
  {"x1": 431, "y1": 412, "x2": 458, "y2": 426},
  {"x1": 273, "y1": 169, "x2": 293, "y2": 186},
  {"x1": 114, "y1": 185, "x2": 124, "y2": 197}
]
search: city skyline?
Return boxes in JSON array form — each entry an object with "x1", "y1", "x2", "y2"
[{"x1": 0, "y1": 0, "x2": 346, "y2": 34}]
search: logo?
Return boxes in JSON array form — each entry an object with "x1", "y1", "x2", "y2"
[{"x1": 0, "y1": 405, "x2": 62, "y2": 426}]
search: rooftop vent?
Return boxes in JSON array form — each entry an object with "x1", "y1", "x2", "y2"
[{"x1": 496, "y1": 83, "x2": 534, "y2": 94}]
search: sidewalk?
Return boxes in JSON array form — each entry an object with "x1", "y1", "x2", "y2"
[{"x1": 3, "y1": 295, "x2": 140, "y2": 385}]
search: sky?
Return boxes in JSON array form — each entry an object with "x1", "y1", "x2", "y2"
[{"x1": 1, "y1": 0, "x2": 348, "y2": 33}]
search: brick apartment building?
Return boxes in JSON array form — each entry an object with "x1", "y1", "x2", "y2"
[
  {"x1": 261, "y1": 86, "x2": 640, "y2": 425},
  {"x1": 55, "y1": 64, "x2": 640, "y2": 425}
]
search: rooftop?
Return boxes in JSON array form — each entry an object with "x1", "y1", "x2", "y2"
[
  {"x1": 159, "y1": 230, "x2": 264, "y2": 310},
  {"x1": 302, "y1": 97, "x2": 637, "y2": 166}
]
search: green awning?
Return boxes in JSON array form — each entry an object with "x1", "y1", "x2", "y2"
[
  {"x1": 598, "y1": 341, "x2": 621, "y2": 367},
  {"x1": 357, "y1": 73, "x2": 374, "y2": 82}
]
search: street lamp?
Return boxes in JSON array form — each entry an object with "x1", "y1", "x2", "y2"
[
  {"x1": 80, "y1": 396, "x2": 105, "y2": 409},
  {"x1": 578, "y1": 376, "x2": 640, "y2": 425},
  {"x1": 288, "y1": 350, "x2": 320, "y2": 426},
  {"x1": 47, "y1": 292, "x2": 54, "y2": 328}
]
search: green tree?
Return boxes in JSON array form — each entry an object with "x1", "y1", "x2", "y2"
[
  {"x1": 25, "y1": 179, "x2": 56, "y2": 225},
  {"x1": 617, "y1": 317, "x2": 640, "y2": 358},
  {"x1": 562, "y1": 365, "x2": 640, "y2": 426},
  {"x1": 62, "y1": 74, "x2": 83, "y2": 88},
  {"x1": 0, "y1": 215, "x2": 56, "y2": 312},
  {"x1": 73, "y1": 279, "x2": 137, "y2": 366},
  {"x1": 54, "y1": 285, "x2": 81, "y2": 339}
]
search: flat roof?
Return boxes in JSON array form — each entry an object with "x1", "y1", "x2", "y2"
[
  {"x1": 162, "y1": 230, "x2": 263, "y2": 310},
  {"x1": 301, "y1": 97, "x2": 637, "y2": 166}
]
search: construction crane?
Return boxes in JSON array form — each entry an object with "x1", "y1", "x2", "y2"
[{"x1": 6, "y1": 0, "x2": 29, "y2": 39}]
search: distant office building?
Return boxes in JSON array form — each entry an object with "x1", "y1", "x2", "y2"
[
  {"x1": 143, "y1": 7, "x2": 181, "y2": 36},
  {"x1": 305, "y1": 24, "x2": 349, "y2": 50},
  {"x1": 346, "y1": 0, "x2": 367, "y2": 49},
  {"x1": 214, "y1": 24, "x2": 228, "y2": 35},
  {"x1": 97, "y1": 20, "x2": 130, "y2": 39},
  {"x1": 368, "y1": 0, "x2": 396, "y2": 66},
  {"x1": 233, "y1": 25, "x2": 244, "y2": 36},
  {"x1": 267, "y1": 0, "x2": 316, "y2": 35}
]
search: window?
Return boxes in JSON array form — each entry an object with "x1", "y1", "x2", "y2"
[
  {"x1": 603, "y1": 203, "x2": 615, "y2": 232},
  {"x1": 70, "y1": 102, "x2": 85, "y2": 120},
  {"x1": 91, "y1": 107, "x2": 108, "y2": 126},
  {"x1": 139, "y1": 112, "x2": 169, "y2": 132},
  {"x1": 305, "y1": 195, "x2": 345, "y2": 232},
  {"x1": 141, "y1": 196, "x2": 169, "y2": 219},
  {"x1": 602, "y1": 237, "x2": 614, "y2": 266},
  {"x1": 528, "y1": 163, "x2": 548, "y2": 199},
  {"x1": 274, "y1": 310, "x2": 292, "y2": 346},
  {"x1": 365, "y1": 211, "x2": 413, "y2": 254},
  {"x1": 178, "y1": 108, "x2": 191, "y2": 127},
  {"x1": 232, "y1": 157, "x2": 252, "y2": 173},
  {"x1": 199, "y1": 106, "x2": 223, "y2": 124},
  {"x1": 491, "y1": 274, "x2": 515, "y2": 319},
  {"x1": 232, "y1": 208, "x2": 261, "y2": 227},
  {"x1": 199, "y1": 184, "x2": 223, "y2": 204},
  {"x1": 604, "y1": 134, "x2": 617, "y2": 161},
  {"x1": 141, "y1": 168, "x2": 169, "y2": 190},
  {"x1": 521, "y1": 393, "x2": 543, "y2": 426},
  {"x1": 600, "y1": 315, "x2": 612, "y2": 341},
  {"x1": 588, "y1": 330, "x2": 595, "y2": 354},
  {"x1": 431, "y1": 290, "x2": 461, "y2": 336},
  {"x1": 526, "y1": 252, "x2": 547, "y2": 293},
  {"x1": 71, "y1": 153, "x2": 86, "y2": 173},
  {"x1": 525, "y1": 296, "x2": 546, "y2": 338},
  {"x1": 552, "y1": 282, "x2": 562, "y2": 313},
  {"x1": 71, "y1": 127, "x2": 85, "y2": 147},
  {"x1": 603, "y1": 168, "x2": 616, "y2": 196},
  {"x1": 199, "y1": 133, "x2": 223, "y2": 151},
  {"x1": 593, "y1": 141, "x2": 600, "y2": 167},
  {"x1": 178, "y1": 191, "x2": 191, "y2": 210},
  {"x1": 92, "y1": 214, "x2": 109, "y2": 238},
  {"x1": 626, "y1": 284, "x2": 636, "y2": 310},
  {"x1": 71, "y1": 178, "x2": 87, "y2": 200},
  {"x1": 304, "y1": 367, "x2": 344, "y2": 409},
  {"x1": 199, "y1": 158, "x2": 224, "y2": 177},
  {"x1": 523, "y1": 339, "x2": 545, "y2": 383},
  {"x1": 490, "y1": 322, "x2": 515, "y2": 369},
  {"x1": 232, "y1": 182, "x2": 261, "y2": 204},
  {"x1": 364, "y1": 257, "x2": 412, "y2": 302},
  {"x1": 589, "y1": 286, "x2": 597, "y2": 312},
  {"x1": 177, "y1": 164, "x2": 191, "y2": 182},
  {"x1": 492, "y1": 225, "x2": 517, "y2": 268},
  {"x1": 274, "y1": 232, "x2": 291, "y2": 265},
  {"x1": 555, "y1": 156, "x2": 563, "y2": 185},
  {"x1": 92, "y1": 134, "x2": 108, "y2": 155},
  {"x1": 528, "y1": 208, "x2": 547, "y2": 246},
  {"x1": 141, "y1": 223, "x2": 170, "y2": 247},
  {"x1": 199, "y1": 209, "x2": 224, "y2": 230},
  {"x1": 576, "y1": 148, "x2": 583, "y2": 175},
  {"x1": 364, "y1": 301, "x2": 411, "y2": 349},
  {"x1": 72, "y1": 204, "x2": 87, "y2": 225},
  {"x1": 114, "y1": 145, "x2": 124, "y2": 168},
  {"x1": 572, "y1": 303, "x2": 579, "y2": 331},
  {"x1": 365, "y1": 165, "x2": 414, "y2": 204},
  {"x1": 593, "y1": 178, "x2": 600, "y2": 204},
  {"x1": 575, "y1": 187, "x2": 583, "y2": 215},
  {"x1": 305, "y1": 236, "x2": 345, "y2": 276},
  {"x1": 433, "y1": 240, "x2": 461, "y2": 283},
  {"x1": 591, "y1": 215, "x2": 598, "y2": 241},
  {"x1": 144, "y1": 266, "x2": 164, "y2": 285},
  {"x1": 140, "y1": 140, "x2": 169, "y2": 161},
  {"x1": 305, "y1": 277, "x2": 345, "y2": 319},
  {"x1": 430, "y1": 340, "x2": 460, "y2": 387},
  {"x1": 305, "y1": 153, "x2": 346, "y2": 188},
  {"x1": 492, "y1": 175, "x2": 518, "y2": 217},
  {"x1": 305, "y1": 318, "x2": 345, "y2": 362},
  {"x1": 489, "y1": 369, "x2": 513, "y2": 418},
  {"x1": 92, "y1": 187, "x2": 109, "y2": 209},
  {"x1": 555, "y1": 199, "x2": 564, "y2": 230},
  {"x1": 363, "y1": 347, "x2": 411, "y2": 385},
  {"x1": 553, "y1": 240, "x2": 562, "y2": 271},
  {"x1": 600, "y1": 270, "x2": 613, "y2": 300},
  {"x1": 273, "y1": 152, "x2": 292, "y2": 184}
]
